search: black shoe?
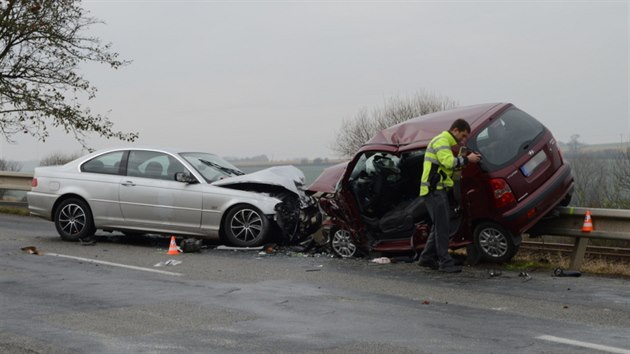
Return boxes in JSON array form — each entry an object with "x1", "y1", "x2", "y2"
[
  {"x1": 439, "y1": 265, "x2": 462, "y2": 273},
  {"x1": 418, "y1": 259, "x2": 439, "y2": 270}
]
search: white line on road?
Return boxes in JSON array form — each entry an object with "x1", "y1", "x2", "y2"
[
  {"x1": 45, "y1": 253, "x2": 183, "y2": 277},
  {"x1": 537, "y1": 335, "x2": 630, "y2": 354}
]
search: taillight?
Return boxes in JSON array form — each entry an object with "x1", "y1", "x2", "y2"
[
  {"x1": 489, "y1": 178, "x2": 516, "y2": 209},
  {"x1": 31, "y1": 178, "x2": 38, "y2": 187},
  {"x1": 551, "y1": 137, "x2": 564, "y2": 162}
]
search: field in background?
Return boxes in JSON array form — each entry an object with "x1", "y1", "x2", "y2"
[{"x1": 237, "y1": 162, "x2": 340, "y2": 187}]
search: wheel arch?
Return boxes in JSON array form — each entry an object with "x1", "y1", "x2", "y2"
[
  {"x1": 218, "y1": 202, "x2": 273, "y2": 242},
  {"x1": 470, "y1": 217, "x2": 521, "y2": 245},
  {"x1": 51, "y1": 193, "x2": 92, "y2": 222}
]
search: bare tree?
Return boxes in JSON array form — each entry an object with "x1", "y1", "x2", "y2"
[
  {"x1": 567, "y1": 148, "x2": 628, "y2": 208},
  {"x1": 0, "y1": 157, "x2": 21, "y2": 199},
  {"x1": 332, "y1": 91, "x2": 458, "y2": 157},
  {"x1": 0, "y1": 0, "x2": 138, "y2": 149},
  {"x1": 0, "y1": 158, "x2": 21, "y2": 171},
  {"x1": 610, "y1": 147, "x2": 630, "y2": 208},
  {"x1": 39, "y1": 151, "x2": 82, "y2": 166}
]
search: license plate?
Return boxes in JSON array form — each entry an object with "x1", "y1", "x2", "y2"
[{"x1": 520, "y1": 150, "x2": 546, "y2": 177}]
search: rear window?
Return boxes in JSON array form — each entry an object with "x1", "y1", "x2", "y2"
[{"x1": 470, "y1": 108, "x2": 545, "y2": 169}]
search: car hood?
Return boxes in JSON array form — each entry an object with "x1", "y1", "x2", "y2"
[
  {"x1": 307, "y1": 162, "x2": 348, "y2": 194},
  {"x1": 211, "y1": 165, "x2": 305, "y2": 195}
]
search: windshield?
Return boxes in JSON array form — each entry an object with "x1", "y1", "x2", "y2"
[{"x1": 180, "y1": 152, "x2": 244, "y2": 182}]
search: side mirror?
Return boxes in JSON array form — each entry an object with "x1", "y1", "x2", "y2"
[{"x1": 175, "y1": 172, "x2": 198, "y2": 184}]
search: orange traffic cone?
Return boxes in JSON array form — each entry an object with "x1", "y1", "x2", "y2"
[
  {"x1": 167, "y1": 236, "x2": 180, "y2": 255},
  {"x1": 581, "y1": 210, "x2": 593, "y2": 232}
]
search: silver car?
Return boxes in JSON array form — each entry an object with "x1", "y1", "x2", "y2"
[{"x1": 27, "y1": 147, "x2": 322, "y2": 246}]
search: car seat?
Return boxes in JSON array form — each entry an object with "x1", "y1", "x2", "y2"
[
  {"x1": 362, "y1": 197, "x2": 429, "y2": 236},
  {"x1": 144, "y1": 161, "x2": 164, "y2": 179}
]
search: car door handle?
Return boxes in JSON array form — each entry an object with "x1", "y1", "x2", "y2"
[{"x1": 121, "y1": 181, "x2": 136, "y2": 187}]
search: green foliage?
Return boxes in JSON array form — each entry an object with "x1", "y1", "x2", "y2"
[
  {"x1": 0, "y1": 205, "x2": 29, "y2": 216},
  {"x1": 0, "y1": 0, "x2": 138, "y2": 148}
]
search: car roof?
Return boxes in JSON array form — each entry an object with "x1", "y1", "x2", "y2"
[
  {"x1": 94, "y1": 146, "x2": 201, "y2": 154},
  {"x1": 363, "y1": 103, "x2": 508, "y2": 148}
]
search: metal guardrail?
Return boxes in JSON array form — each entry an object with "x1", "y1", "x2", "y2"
[
  {"x1": 0, "y1": 171, "x2": 32, "y2": 207},
  {"x1": 0, "y1": 171, "x2": 33, "y2": 191},
  {"x1": 528, "y1": 207, "x2": 630, "y2": 270}
]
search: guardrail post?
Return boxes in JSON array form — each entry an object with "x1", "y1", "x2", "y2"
[{"x1": 569, "y1": 238, "x2": 589, "y2": 270}]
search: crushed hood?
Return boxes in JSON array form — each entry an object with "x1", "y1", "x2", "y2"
[
  {"x1": 211, "y1": 165, "x2": 305, "y2": 195},
  {"x1": 307, "y1": 162, "x2": 348, "y2": 194}
]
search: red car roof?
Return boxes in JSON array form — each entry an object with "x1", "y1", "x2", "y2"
[
  {"x1": 364, "y1": 103, "x2": 505, "y2": 147},
  {"x1": 308, "y1": 103, "x2": 509, "y2": 193}
]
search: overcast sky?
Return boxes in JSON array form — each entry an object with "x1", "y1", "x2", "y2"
[{"x1": 1, "y1": 0, "x2": 628, "y2": 162}]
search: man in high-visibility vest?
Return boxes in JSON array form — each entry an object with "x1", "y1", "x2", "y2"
[{"x1": 418, "y1": 119, "x2": 481, "y2": 273}]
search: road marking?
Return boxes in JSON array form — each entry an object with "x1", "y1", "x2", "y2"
[
  {"x1": 45, "y1": 253, "x2": 182, "y2": 277},
  {"x1": 537, "y1": 335, "x2": 630, "y2": 354}
]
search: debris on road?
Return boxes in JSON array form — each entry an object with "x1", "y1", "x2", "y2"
[
  {"x1": 79, "y1": 238, "x2": 96, "y2": 246},
  {"x1": 487, "y1": 269, "x2": 502, "y2": 277},
  {"x1": 370, "y1": 257, "x2": 391, "y2": 264},
  {"x1": 21, "y1": 246, "x2": 41, "y2": 255},
  {"x1": 154, "y1": 259, "x2": 182, "y2": 267},
  {"x1": 518, "y1": 272, "x2": 532, "y2": 282},
  {"x1": 553, "y1": 268, "x2": 581, "y2": 277},
  {"x1": 180, "y1": 238, "x2": 202, "y2": 253},
  {"x1": 216, "y1": 245, "x2": 264, "y2": 251},
  {"x1": 422, "y1": 299, "x2": 430, "y2": 305},
  {"x1": 389, "y1": 256, "x2": 415, "y2": 263}
]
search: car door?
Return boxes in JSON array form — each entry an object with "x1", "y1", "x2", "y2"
[
  {"x1": 79, "y1": 150, "x2": 126, "y2": 226},
  {"x1": 119, "y1": 150, "x2": 203, "y2": 233}
]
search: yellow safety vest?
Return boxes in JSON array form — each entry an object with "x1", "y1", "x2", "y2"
[{"x1": 420, "y1": 130, "x2": 463, "y2": 196}]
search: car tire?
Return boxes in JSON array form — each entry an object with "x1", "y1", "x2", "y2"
[
  {"x1": 54, "y1": 198, "x2": 96, "y2": 242},
  {"x1": 330, "y1": 227, "x2": 358, "y2": 258},
  {"x1": 473, "y1": 222, "x2": 518, "y2": 263},
  {"x1": 223, "y1": 204, "x2": 270, "y2": 247}
]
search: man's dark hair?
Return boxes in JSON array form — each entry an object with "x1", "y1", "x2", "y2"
[{"x1": 450, "y1": 118, "x2": 471, "y2": 133}]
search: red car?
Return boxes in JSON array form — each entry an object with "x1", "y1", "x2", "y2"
[{"x1": 308, "y1": 103, "x2": 574, "y2": 263}]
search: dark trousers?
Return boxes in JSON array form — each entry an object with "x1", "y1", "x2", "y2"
[{"x1": 419, "y1": 190, "x2": 454, "y2": 268}]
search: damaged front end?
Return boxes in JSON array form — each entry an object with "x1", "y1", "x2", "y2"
[
  {"x1": 212, "y1": 166, "x2": 322, "y2": 245},
  {"x1": 273, "y1": 190, "x2": 322, "y2": 244}
]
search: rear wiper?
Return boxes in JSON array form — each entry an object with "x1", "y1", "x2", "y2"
[
  {"x1": 199, "y1": 159, "x2": 244, "y2": 176},
  {"x1": 520, "y1": 139, "x2": 534, "y2": 150}
]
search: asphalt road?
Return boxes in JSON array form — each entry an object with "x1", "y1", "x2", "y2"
[{"x1": 1, "y1": 213, "x2": 629, "y2": 353}]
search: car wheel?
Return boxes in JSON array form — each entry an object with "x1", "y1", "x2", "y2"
[
  {"x1": 223, "y1": 205, "x2": 270, "y2": 247},
  {"x1": 330, "y1": 227, "x2": 357, "y2": 258},
  {"x1": 54, "y1": 198, "x2": 96, "y2": 242},
  {"x1": 474, "y1": 222, "x2": 517, "y2": 263}
]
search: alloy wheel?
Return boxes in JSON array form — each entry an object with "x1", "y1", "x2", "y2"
[
  {"x1": 229, "y1": 208, "x2": 264, "y2": 243},
  {"x1": 331, "y1": 228, "x2": 357, "y2": 258}
]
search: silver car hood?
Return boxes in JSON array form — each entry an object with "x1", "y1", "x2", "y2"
[{"x1": 211, "y1": 165, "x2": 305, "y2": 195}]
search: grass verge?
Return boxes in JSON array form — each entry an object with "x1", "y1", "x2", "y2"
[
  {"x1": 509, "y1": 249, "x2": 630, "y2": 278},
  {"x1": 0, "y1": 206, "x2": 30, "y2": 216}
]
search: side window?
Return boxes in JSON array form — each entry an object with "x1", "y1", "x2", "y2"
[
  {"x1": 165, "y1": 157, "x2": 187, "y2": 181},
  {"x1": 81, "y1": 151, "x2": 124, "y2": 175},
  {"x1": 127, "y1": 151, "x2": 185, "y2": 181}
]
